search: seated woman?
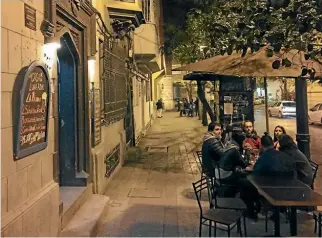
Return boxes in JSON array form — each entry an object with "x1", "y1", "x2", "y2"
[
  {"x1": 273, "y1": 125, "x2": 286, "y2": 150},
  {"x1": 278, "y1": 134, "x2": 313, "y2": 186}
]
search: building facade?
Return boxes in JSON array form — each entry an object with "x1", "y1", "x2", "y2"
[{"x1": 1, "y1": 0, "x2": 163, "y2": 236}]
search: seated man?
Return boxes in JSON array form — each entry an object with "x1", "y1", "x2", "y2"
[
  {"x1": 202, "y1": 122, "x2": 260, "y2": 218},
  {"x1": 202, "y1": 122, "x2": 240, "y2": 176},
  {"x1": 253, "y1": 133, "x2": 295, "y2": 177},
  {"x1": 253, "y1": 133, "x2": 296, "y2": 219},
  {"x1": 201, "y1": 122, "x2": 224, "y2": 177},
  {"x1": 242, "y1": 120, "x2": 262, "y2": 158}
]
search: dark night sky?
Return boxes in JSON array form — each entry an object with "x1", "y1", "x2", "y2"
[{"x1": 162, "y1": 0, "x2": 199, "y2": 28}]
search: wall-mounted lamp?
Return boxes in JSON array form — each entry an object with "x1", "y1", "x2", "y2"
[
  {"x1": 88, "y1": 56, "x2": 96, "y2": 85},
  {"x1": 43, "y1": 37, "x2": 61, "y2": 70},
  {"x1": 161, "y1": 83, "x2": 164, "y2": 90}
]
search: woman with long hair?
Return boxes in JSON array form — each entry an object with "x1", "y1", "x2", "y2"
[
  {"x1": 279, "y1": 134, "x2": 313, "y2": 185},
  {"x1": 273, "y1": 125, "x2": 286, "y2": 150}
]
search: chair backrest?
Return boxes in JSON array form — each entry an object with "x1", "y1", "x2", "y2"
[
  {"x1": 196, "y1": 151, "x2": 203, "y2": 165},
  {"x1": 205, "y1": 175, "x2": 220, "y2": 207},
  {"x1": 192, "y1": 177, "x2": 211, "y2": 213},
  {"x1": 195, "y1": 151, "x2": 204, "y2": 173},
  {"x1": 310, "y1": 160, "x2": 319, "y2": 189}
]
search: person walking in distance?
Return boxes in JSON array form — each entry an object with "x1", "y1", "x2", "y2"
[
  {"x1": 156, "y1": 98, "x2": 163, "y2": 118},
  {"x1": 194, "y1": 98, "x2": 199, "y2": 116}
]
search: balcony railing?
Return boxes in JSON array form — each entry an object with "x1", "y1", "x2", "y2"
[{"x1": 142, "y1": 0, "x2": 151, "y2": 23}]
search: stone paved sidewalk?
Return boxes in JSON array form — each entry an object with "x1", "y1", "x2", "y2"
[{"x1": 97, "y1": 112, "x2": 316, "y2": 237}]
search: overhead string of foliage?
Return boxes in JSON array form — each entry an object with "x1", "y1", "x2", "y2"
[{"x1": 173, "y1": 0, "x2": 322, "y2": 77}]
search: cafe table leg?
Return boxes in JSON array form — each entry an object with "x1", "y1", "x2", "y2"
[
  {"x1": 289, "y1": 207, "x2": 297, "y2": 236},
  {"x1": 274, "y1": 206, "x2": 280, "y2": 237}
]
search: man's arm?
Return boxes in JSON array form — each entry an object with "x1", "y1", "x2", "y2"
[
  {"x1": 253, "y1": 156, "x2": 266, "y2": 173},
  {"x1": 208, "y1": 137, "x2": 224, "y2": 155}
]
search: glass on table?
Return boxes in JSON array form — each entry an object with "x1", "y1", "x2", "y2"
[{"x1": 250, "y1": 149, "x2": 259, "y2": 165}]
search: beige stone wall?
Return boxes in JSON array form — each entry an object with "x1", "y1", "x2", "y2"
[
  {"x1": 92, "y1": 121, "x2": 125, "y2": 194},
  {"x1": 157, "y1": 75, "x2": 174, "y2": 109},
  {"x1": 133, "y1": 78, "x2": 154, "y2": 142},
  {"x1": 1, "y1": 0, "x2": 59, "y2": 236}
]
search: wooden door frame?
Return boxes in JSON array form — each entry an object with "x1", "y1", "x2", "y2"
[{"x1": 46, "y1": 0, "x2": 96, "y2": 186}]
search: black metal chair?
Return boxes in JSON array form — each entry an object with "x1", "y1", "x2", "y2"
[
  {"x1": 195, "y1": 151, "x2": 206, "y2": 180},
  {"x1": 206, "y1": 175, "x2": 248, "y2": 237},
  {"x1": 313, "y1": 210, "x2": 322, "y2": 237},
  {"x1": 309, "y1": 160, "x2": 320, "y2": 236},
  {"x1": 310, "y1": 160, "x2": 319, "y2": 190},
  {"x1": 192, "y1": 178, "x2": 244, "y2": 237}
]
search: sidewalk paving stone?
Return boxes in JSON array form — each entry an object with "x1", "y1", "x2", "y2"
[{"x1": 98, "y1": 112, "x2": 317, "y2": 237}]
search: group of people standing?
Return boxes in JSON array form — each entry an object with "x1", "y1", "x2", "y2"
[
  {"x1": 177, "y1": 98, "x2": 199, "y2": 117},
  {"x1": 201, "y1": 120, "x2": 313, "y2": 220}
]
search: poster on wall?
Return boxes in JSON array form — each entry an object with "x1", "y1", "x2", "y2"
[
  {"x1": 14, "y1": 61, "x2": 50, "y2": 160},
  {"x1": 224, "y1": 103, "x2": 233, "y2": 115}
]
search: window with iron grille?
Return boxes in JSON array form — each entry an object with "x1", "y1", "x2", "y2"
[
  {"x1": 100, "y1": 34, "x2": 128, "y2": 125},
  {"x1": 99, "y1": 39, "x2": 105, "y2": 114}
]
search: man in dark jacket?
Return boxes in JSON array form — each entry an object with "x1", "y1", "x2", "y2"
[
  {"x1": 202, "y1": 122, "x2": 242, "y2": 176},
  {"x1": 279, "y1": 134, "x2": 313, "y2": 186},
  {"x1": 253, "y1": 133, "x2": 295, "y2": 177},
  {"x1": 201, "y1": 122, "x2": 224, "y2": 177},
  {"x1": 156, "y1": 98, "x2": 163, "y2": 118}
]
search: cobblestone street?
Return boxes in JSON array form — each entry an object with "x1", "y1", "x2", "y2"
[{"x1": 98, "y1": 112, "x2": 317, "y2": 237}]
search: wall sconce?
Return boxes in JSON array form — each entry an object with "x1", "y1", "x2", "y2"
[
  {"x1": 88, "y1": 56, "x2": 96, "y2": 86},
  {"x1": 161, "y1": 83, "x2": 164, "y2": 90},
  {"x1": 43, "y1": 37, "x2": 61, "y2": 70}
]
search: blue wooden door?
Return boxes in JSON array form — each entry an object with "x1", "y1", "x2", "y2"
[{"x1": 57, "y1": 37, "x2": 77, "y2": 184}]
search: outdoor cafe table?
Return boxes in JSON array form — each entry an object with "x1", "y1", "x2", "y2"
[{"x1": 248, "y1": 174, "x2": 322, "y2": 237}]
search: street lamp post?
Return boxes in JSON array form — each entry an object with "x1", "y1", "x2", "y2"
[{"x1": 295, "y1": 76, "x2": 311, "y2": 159}]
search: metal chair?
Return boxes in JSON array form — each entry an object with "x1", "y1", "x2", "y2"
[
  {"x1": 313, "y1": 210, "x2": 322, "y2": 237},
  {"x1": 310, "y1": 160, "x2": 319, "y2": 190},
  {"x1": 206, "y1": 175, "x2": 248, "y2": 237},
  {"x1": 192, "y1": 178, "x2": 244, "y2": 237},
  {"x1": 195, "y1": 151, "x2": 206, "y2": 180},
  {"x1": 310, "y1": 160, "x2": 320, "y2": 236}
]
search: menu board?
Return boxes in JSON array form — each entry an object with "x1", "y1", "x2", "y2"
[
  {"x1": 92, "y1": 89, "x2": 101, "y2": 146},
  {"x1": 220, "y1": 76, "x2": 255, "y2": 92},
  {"x1": 14, "y1": 62, "x2": 50, "y2": 159}
]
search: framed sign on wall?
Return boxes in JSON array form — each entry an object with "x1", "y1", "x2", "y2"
[
  {"x1": 14, "y1": 61, "x2": 51, "y2": 160},
  {"x1": 91, "y1": 88, "x2": 102, "y2": 147}
]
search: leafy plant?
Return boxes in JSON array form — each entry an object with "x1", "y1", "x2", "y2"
[{"x1": 170, "y1": 0, "x2": 322, "y2": 78}]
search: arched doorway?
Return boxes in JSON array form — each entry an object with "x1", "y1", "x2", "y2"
[{"x1": 57, "y1": 33, "x2": 86, "y2": 186}]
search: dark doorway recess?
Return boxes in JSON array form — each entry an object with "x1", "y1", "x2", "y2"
[
  {"x1": 124, "y1": 77, "x2": 135, "y2": 146},
  {"x1": 57, "y1": 33, "x2": 88, "y2": 186}
]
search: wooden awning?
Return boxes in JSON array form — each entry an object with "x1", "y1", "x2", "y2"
[{"x1": 173, "y1": 47, "x2": 322, "y2": 78}]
